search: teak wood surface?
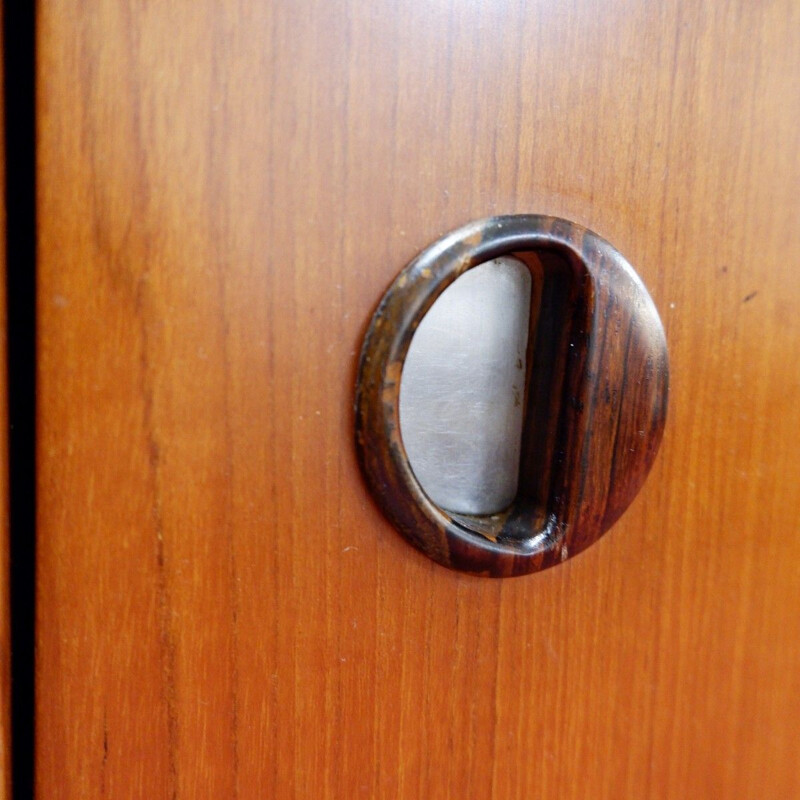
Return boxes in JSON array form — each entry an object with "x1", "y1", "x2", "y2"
[{"x1": 37, "y1": 1, "x2": 800, "y2": 798}]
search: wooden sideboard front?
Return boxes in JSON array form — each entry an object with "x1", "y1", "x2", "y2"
[{"x1": 36, "y1": 1, "x2": 800, "y2": 797}]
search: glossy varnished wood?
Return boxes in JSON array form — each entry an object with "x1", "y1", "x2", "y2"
[
  {"x1": 356, "y1": 215, "x2": 668, "y2": 576},
  {"x1": 37, "y1": 1, "x2": 800, "y2": 797}
]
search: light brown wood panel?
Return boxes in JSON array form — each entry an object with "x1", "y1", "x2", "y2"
[{"x1": 37, "y1": 1, "x2": 800, "y2": 797}]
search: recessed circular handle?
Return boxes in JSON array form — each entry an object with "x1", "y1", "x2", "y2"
[{"x1": 354, "y1": 215, "x2": 669, "y2": 577}]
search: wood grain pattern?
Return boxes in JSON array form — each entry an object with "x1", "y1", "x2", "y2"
[
  {"x1": 37, "y1": 1, "x2": 800, "y2": 797},
  {"x1": 355, "y1": 215, "x2": 668, "y2": 576}
]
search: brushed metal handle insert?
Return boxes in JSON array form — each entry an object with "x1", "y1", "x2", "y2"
[
  {"x1": 399, "y1": 257, "x2": 531, "y2": 516},
  {"x1": 354, "y1": 215, "x2": 669, "y2": 577}
]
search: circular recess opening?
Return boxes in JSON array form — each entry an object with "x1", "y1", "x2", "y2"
[{"x1": 355, "y1": 215, "x2": 668, "y2": 576}]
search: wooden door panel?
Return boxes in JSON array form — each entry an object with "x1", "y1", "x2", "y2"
[{"x1": 36, "y1": 1, "x2": 800, "y2": 797}]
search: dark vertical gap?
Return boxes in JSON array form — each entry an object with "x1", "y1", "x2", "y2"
[
  {"x1": 513, "y1": 249, "x2": 577, "y2": 511},
  {"x1": 4, "y1": 0, "x2": 36, "y2": 796}
]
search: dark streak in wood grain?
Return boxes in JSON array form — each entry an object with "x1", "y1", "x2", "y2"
[
  {"x1": 137, "y1": 282, "x2": 180, "y2": 800},
  {"x1": 101, "y1": 711, "x2": 108, "y2": 797}
]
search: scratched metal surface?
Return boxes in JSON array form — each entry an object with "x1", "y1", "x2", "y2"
[{"x1": 398, "y1": 258, "x2": 531, "y2": 515}]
